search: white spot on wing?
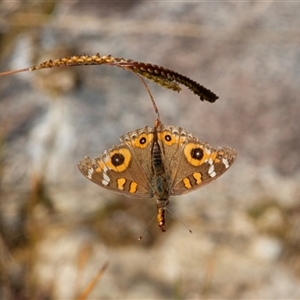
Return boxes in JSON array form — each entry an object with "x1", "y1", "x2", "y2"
[
  {"x1": 87, "y1": 168, "x2": 93, "y2": 179},
  {"x1": 210, "y1": 171, "x2": 216, "y2": 177},
  {"x1": 222, "y1": 158, "x2": 229, "y2": 169},
  {"x1": 102, "y1": 166, "x2": 110, "y2": 185},
  {"x1": 208, "y1": 164, "x2": 216, "y2": 178},
  {"x1": 102, "y1": 175, "x2": 110, "y2": 185},
  {"x1": 103, "y1": 152, "x2": 110, "y2": 162}
]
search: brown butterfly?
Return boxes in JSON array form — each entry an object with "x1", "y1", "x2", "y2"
[{"x1": 78, "y1": 120, "x2": 237, "y2": 232}]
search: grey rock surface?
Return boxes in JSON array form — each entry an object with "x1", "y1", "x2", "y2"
[{"x1": 0, "y1": 1, "x2": 299, "y2": 299}]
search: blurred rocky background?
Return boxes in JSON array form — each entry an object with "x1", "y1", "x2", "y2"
[{"x1": 0, "y1": 1, "x2": 300, "y2": 299}]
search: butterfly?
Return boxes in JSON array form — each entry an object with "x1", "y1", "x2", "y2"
[{"x1": 78, "y1": 121, "x2": 237, "y2": 232}]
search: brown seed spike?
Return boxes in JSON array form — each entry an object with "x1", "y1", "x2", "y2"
[
  {"x1": 121, "y1": 61, "x2": 218, "y2": 102},
  {"x1": 1, "y1": 53, "x2": 218, "y2": 102}
]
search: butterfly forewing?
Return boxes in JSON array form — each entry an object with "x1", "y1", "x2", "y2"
[
  {"x1": 120, "y1": 126, "x2": 155, "y2": 188},
  {"x1": 78, "y1": 131, "x2": 154, "y2": 198},
  {"x1": 171, "y1": 145, "x2": 237, "y2": 195},
  {"x1": 156, "y1": 124, "x2": 237, "y2": 196}
]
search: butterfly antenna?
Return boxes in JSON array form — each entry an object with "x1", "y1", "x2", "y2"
[
  {"x1": 166, "y1": 207, "x2": 193, "y2": 234},
  {"x1": 138, "y1": 213, "x2": 157, "y2": 241}
]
